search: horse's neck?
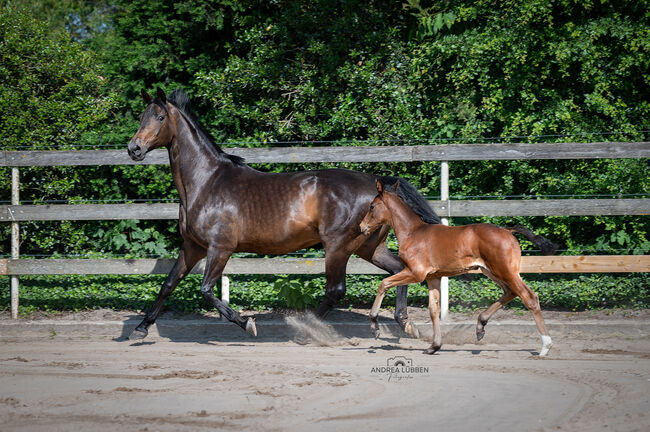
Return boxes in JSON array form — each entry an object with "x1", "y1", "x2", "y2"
[
  {"x1": 167, "y1": 115, "x2": 229, "y2": 207},
  {"x1": 385, "y1": 194, "x2": 426, "y2": 243}
]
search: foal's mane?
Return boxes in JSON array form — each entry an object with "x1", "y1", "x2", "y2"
[
  {"x1": 167, "y1": 89, "x2": 246, "y2": 166},
  {"x1": 379, "y1": 176, "x2": 441, "y2": 225}
]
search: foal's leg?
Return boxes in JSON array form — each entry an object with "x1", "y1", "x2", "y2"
[
  {"x1": 372, "y1": 243, "x2": 419, "y2": 338},
  {"x1": 356, "y1": 238, "x2": 419, "y2": 338},
  {"x1": 475, "y1": 268, "x2": 516, "y2": 341},
  {"x1": 424, "y1": 277, "x2": 442, "y2": 355},
  {"x1": 370, "y1": 269, "x2": 420, "y2": 338},
  {"x1": 200, "y1": 247, "x2": 257, "y2": 336},
  {"x1": 129, "y1": 243, "x2": 205, "y2": 340},
  {"x1": 509, "y1": 276, "x2": 552, "y2": 356}
]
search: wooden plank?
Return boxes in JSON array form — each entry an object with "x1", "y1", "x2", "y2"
[
  {"x1": 432, "y1": 199, "x2": 650, "y2": 217},
  {"x1": 0, "y1": 203, "x2": 179, "y2": 221},
  {"x1": 2, "y1": 142, "x2": 649, "y2": 166},
  {"x1": 519, "y1": 255, "x2": 650, "y2": 273},
  {"x1": 1, "y1": 199, "x2": 647, "y2": 221},
  {"x1": 1, "y1": 149, "x2": 169, "y2": 167},
  {"x1": 4, "y1": 256, "x2": 649, "y2": 275},
  {"x1": 412, "y1": 142, "x2": 650, "y2": 161}
]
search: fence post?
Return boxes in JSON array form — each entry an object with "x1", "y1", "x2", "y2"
[
  {"x1": 440, "y1": 161, "x2": 449, "y2": 320},
  {"x1": 11, "y1": 167, "x2": 20, "y2": 319},
  {"x1": 221, "y1": 275, "x2": 230, "y2": 305}
]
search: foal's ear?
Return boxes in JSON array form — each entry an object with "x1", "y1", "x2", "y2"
[
  {"x1": 376, "y1": 179, "x2": 384, "y2": 194},
  {"x1": 141, "y1": 89, "x2": 153, "y2": 105},
  {"x1": 156, "y1": 87, "x2": 167, "y2": 103}
]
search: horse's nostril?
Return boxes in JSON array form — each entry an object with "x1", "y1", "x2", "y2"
[{"x1": 132, "y1": 145, "x2": 141, "y2": 155}]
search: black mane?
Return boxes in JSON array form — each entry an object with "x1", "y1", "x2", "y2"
[
  {"x1": 167, "y1": 89, "x2": 246, "y2": 166},
  {"x1": 379, "y1": 176, "x2": 441, "y2": 224}
]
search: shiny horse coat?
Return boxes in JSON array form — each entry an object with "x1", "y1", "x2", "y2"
[{"x1": 360, "y1": 180, "x2": 557, "y2": 356}]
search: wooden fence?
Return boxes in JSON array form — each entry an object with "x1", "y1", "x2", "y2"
[{"x1": 2, "y1": 142, "x2": 650, "y2": 319}]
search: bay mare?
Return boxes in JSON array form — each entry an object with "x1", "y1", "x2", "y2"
[
  {"x1": 360, "y1": 180, "x2": 557, "y2": 356},
  {"x1": 126, "y1": 88, "x2": 440, "y2": 340}
]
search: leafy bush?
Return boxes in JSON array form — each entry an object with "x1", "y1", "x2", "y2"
[
  {"x1": 1, "y1": 1, "x2": 648, "y2": 313},
  {"x1": 2, "y1": 273, "x2": 649, "y2": 316}
]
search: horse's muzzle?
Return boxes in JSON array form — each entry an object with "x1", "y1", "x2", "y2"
[{"x1": 128, "y1": 140, "x2": 146, "y2": 161}]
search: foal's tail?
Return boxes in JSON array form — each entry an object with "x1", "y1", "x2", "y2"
[{"x1": 507, "y1": 225, "x2": 559, "y2": 255}]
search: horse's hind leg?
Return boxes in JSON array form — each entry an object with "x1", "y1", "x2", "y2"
[
  {"x1": 475, "y1": 268, "x2": 516, "y2": 341},
  {"x1": 509, "y1": 276, "x2": 552, "y2": 356},
  {"x1": 129, "y1": 243, "x2": 205, "y2": 340},
  {"x1": 315, "y1": 249, "x2": 351, "y2": 319},
  {"x1": 200, "y1": 247, "x2": 257, "y2": 336},
  {"x1": 424, "y1": 277, "x2": 442, "y2": 354}
]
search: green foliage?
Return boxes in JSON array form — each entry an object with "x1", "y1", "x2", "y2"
[
  {"x1": 275, "y1": 275, "x2": 321, "y2": 310},
  {"x1": 0, "y1": 5, "x2": 117, "y2": 150},
  {"x1": 2, "y1": 273, "x2": 649, "y2": 314},
  {"x1": 1, "y1": 0, "x2": 648, "y2": 312}
]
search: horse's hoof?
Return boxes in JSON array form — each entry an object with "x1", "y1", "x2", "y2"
[
  {"x1": 245, "y1": 318, "x2": 257, "y2": 337},
  {"x1": 476, "y1": 330, "x2": 485, "y2": 341},
  {"x1": 294, "y1": 332, "x2": 310, "y2": 345},
  {"x1": 539, "y1": 335, "x2": 552, "y2": 357},
  {"x1": 404, "y1": 321, "x2": 420, "y2": 339},
  {"x1": 372, "y1": 327, "x2": 381, "y2": 339},
  {"x1": 129, "y1": 328, "x2": 148, "y2": 340},
  {"x1": 423, "y1": 346, "x2": 440, "y2": 355}
]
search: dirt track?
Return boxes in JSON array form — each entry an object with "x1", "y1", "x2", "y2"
[{"x1": 1, "y1": 310, "x2": 650, "y2": 431}]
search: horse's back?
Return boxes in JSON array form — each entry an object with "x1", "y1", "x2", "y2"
[{"x1": 218, "y1": 167, "x2": 377, "y2": 253}]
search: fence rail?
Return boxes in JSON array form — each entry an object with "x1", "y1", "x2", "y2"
[
  {"x1": 2, "y1": 255, "x2": 649, "y2": 276},
  {"x1": 2, "y1": 141, "x2": 649, "y2": 319},
  {"x1": 2, "y1": 141, "x2": 649, "y2": 166},
  {"x1": 1, "y1": 199, "x2": 648, "y2": 221}
]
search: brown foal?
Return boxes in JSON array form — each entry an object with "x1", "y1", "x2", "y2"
[{"x1": 360, "y1": 180, "x2": 556, "y2": 356}]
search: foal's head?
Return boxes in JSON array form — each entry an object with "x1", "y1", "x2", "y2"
[
  {"x1": 128, "y1": 88, "x2": 175, "y2": 161},
  {"x1": 359, "y1": 180, "x2": 399, "y2": 236}
]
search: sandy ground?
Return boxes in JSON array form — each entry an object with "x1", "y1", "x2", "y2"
[{"x1": 1, "y1": 308, "x2": 650, "y2": 431}]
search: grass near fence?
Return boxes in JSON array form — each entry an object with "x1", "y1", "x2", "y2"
[{"x1": 1, "y1": 274, "x2": 649, "y2": 317}]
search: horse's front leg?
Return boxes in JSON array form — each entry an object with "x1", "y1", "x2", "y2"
[
  {"x1": 424, "y1": 277, "x2": 442, "y2": 354},
  {"x1": 200, "y1": 247, "x2": 257, "y2": 336},
  {"x1": 129, "y1": 243, "x2": 205, "y2": 340},
  {"x1": 370, "y1": 269, "x2": 420, "y2": 339}
]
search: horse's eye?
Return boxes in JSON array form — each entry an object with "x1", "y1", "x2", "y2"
[
  {"x1": 369, "y1": 205, "x2": 374, "y2": 211},
  {"x1": 157, "y1": 115, "x2": 164, "y2": 122}
]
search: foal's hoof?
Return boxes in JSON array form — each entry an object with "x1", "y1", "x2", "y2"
[
  {"x1": 404, "y1": 321, "x2": 420, "y2": 339},
  {"x1": 245, "y1": 318, "x2": 257, "y2": 337},
  {"x1": 476, "y1": 329, "x2": 485, "y2": 341},
  {"x1": 129, "y1": 328, "x2": 148, "y2": 341},
  {"x1": 423, "y1": 346, "x2": 440, "y2": 355}
]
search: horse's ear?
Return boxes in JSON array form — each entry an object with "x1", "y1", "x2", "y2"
[
  {"x1": 376, "y1": 179, "x2": 384, "y2": 194},
  {"x1": 141, "y1": 89, "x2": 153, "y2": 105},
  {"x1": 156, "y1": 87, "x2": 167, "y2": 103},
  {"x1": 394, "y1": 180, "x2": 400, "y2": 193}
]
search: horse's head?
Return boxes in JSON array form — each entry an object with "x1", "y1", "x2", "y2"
[
  {"x1": 128, "y1": 88, "x2": 174, "y2": 161},
  {"x1": 359, "y1": 180, "x2": 399, "y2": 235}
]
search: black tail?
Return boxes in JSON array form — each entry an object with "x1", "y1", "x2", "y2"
[
  {"x1": 378, "y1": 176, "x2": 441, "y2": 224},
  {"x1": 508, "y1": 225, "x2": 558, "y2": 255}
]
